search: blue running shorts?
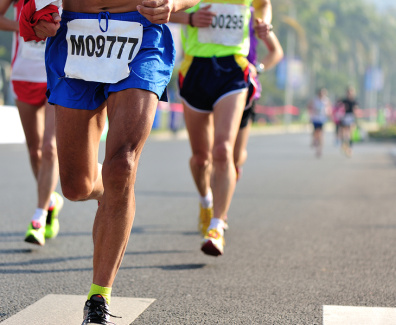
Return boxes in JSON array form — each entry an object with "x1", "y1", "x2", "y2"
[{"x1": 45, "y1": 10, "x2": 175, "y2": 110}]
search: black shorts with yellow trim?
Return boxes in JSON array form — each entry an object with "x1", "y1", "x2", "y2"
[{"x1": 178, "y1": 55, "x2": 255, "y2": 113}]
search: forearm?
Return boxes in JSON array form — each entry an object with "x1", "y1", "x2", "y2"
[
  {"x1": 0, "y1": 16, "x2": 18, "y2": 32},
  {"x1": 169, "y1": 11, "x2": 189, "y2": 24},
  {"x1": 173, "y1": 0, "x2": 200, "y2": 13},
  {"x1": 261, "y1": 33, "x2": 283, "y2": 70}
]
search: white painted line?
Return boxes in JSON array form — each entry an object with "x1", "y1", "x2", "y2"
[
  {"x1": 1, "y1": 294, "x2": 155, "y2": 325},
  {"x1": 323, "y1": 305, "x2": 396, "y2": 325}
]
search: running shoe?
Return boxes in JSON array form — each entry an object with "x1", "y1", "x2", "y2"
[
  {"x1": 82, "y1": 294, "x2": 120, "y2": 325},
  {"x1": 201, "y1": 228, "x2": 225, "y2": 256},
  {"x1": 198, "y1": 204, "x2": 213, "y2": 236},
  {"x1": 45, "y1": 192, "x2": 64, "y2": 239},
  {"x1": 24, "y1": 221, "x2": 45, "y2": 246}
]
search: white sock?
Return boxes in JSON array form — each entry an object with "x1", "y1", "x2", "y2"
[
  {"x1": 48, "y1": 193, "x2": 56, "y2": 209},
  {"x1": 31, "y1": 208, "x2": 48, "y2": 227},
  {"x1": 199, "y1": 189, "x2": 213, "y2": 208},
  {"x1": 209, "y1": 218, "x2": 225, "y2": 236}
]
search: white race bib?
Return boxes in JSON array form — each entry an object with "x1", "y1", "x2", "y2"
[
  {"x1": 20, "y1": 39, "x2": 46, "y2": 61},
  {"x1": 64, "y1": 19, "x2": 143, "y2": 83},
  {"x1": 198, "y1": 3, "x2": 247, "y2": 46}
]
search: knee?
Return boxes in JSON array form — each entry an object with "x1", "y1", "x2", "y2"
[
  {"x1": 191, "y1": 152, "x2": 211, "y2": 170},
  {"x1": 60, "y1": 176, "x2": 94, "y2": 202},
  {"x1": 41, "y1": 141, "x2": 57, "y2": 163},
  {"x1": 102, "y1": 146, "x2": 138, "y2": 189},
  {"x1": 213, "y1": 142, "x2": 232, "y2": 165},
  {"x1": 27, "y1": 146, "x2": 41, "y2": 165}
]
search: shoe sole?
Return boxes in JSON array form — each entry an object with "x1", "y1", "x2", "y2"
[
  {"x1": 24, "y1": 234, "x2": 44, "y2": 246},
  {"x1": 201, "y1": 240, "x2": 223, "y2": 256}
]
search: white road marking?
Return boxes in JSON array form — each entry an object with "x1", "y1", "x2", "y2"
[
  {"x1": 1, "y1": 294, "x2": 155, "y2": 325},
  {"x1": 323, "y1": 305, "x2": 396, "y2": 325}
]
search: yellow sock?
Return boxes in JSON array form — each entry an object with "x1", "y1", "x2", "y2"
[{"x1": 87, "y1": 283, "x2": 112, "y2": 305}]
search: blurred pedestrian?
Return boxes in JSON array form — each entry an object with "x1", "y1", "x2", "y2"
[
  {"x1": 340, "y1": 86, "x2": 359, "y2": 157},
  {"x1": 332, "y1": 98, "x2": 345, "y2": 146},
  {"x1": 308, "y1": 87, "x2": 332, "y2": 158}
]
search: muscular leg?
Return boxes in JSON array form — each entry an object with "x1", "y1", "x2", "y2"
[
  {"x1": 314, "y1": 128, "x2": 323, "y2": 157},
  {"x1": 55, "y1": 103, "x2": 107, "y2": 202},
  {"x1": 212, "y1": 90, "x2": 247, "y2": 220},
  {"x1": 183, "y1": 103, "x2": 214, "y2": 197},
  {"x1": 37, "y1": 103, "x2": 58, "y2": 208},
  {"x1": 93, "y1": 88, "x2": 158, "y2": 287},
  {"x1": 234, "y1": 119, "x2": 252, "y2": 169},
  {"x1": 16, "y1": 100, "x2": 44, "y2": 180},
  {"x1": 17, "y1": 100, "x2": 57, "y2": 210}
]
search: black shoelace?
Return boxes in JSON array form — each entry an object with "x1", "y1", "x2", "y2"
[{"x1": 85, "y1": 300, "x2": 121, "y2": 325}]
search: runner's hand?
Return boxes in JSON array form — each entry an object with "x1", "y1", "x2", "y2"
[
  {"x1": 34, "y1": 13, "x2": 61, "y2": 39},
  {"x1": 138, "y1": 0, "x2": 173, "y2": 24},
  {"x1": 248, "y1": 63, "x2": 257, "y2": 78},
  {"x1": 254, "y1": 18, "x2": 273, "y2": 40},
  {"x1": 190, "y1": 5, "x2": 216, "y2": 27}
]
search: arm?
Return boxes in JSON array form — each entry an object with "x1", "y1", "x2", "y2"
[
  {"x1": 252, "y1": 0, "x2": 272, "y2": 36},
  {"x1": 259, "y1": 31, "x2": 283, "y2": 71},
  {"x1": 0, "y1": 0, "x2": 18, "y2": 32},
  {"x1": 138, "y1": 0, "x2": 202, "y2": 24},
  {"x1": 169, "y1": 4, "x2": 215, "y2": 27}
]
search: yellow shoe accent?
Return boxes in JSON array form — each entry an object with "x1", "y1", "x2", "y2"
[
  {"x1": 198, "y1": 204, "x2": 213, "y2": 236},
  {"x1": 45, "y1": 192, "x2": 64, "y2": 239},
  {"x1": 201, "y1": 228, "x2": 224, "y2": 256},
  {"x1": 24, "y1": 221, "x2": 45, "y2": 246}
]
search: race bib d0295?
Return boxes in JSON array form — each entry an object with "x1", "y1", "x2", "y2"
[
  {"x1": 198, "y1": 3, "x2": 247, "y2": 46},
  {"x1": 64, "y1": 19, "x2": 143, "y2": 83}
]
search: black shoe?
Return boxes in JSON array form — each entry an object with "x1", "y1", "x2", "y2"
[{"x1": 82, "y1": 294, "x2": 120, "y2": 325}]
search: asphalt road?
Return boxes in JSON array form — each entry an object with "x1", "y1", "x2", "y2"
[{"x1": 1, "y1": 131, "x2": 396, "y2": 324}]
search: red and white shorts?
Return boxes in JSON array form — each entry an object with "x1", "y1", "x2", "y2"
[{"x1": 12, "y1": 80, "x2": 47, "y2": 107}]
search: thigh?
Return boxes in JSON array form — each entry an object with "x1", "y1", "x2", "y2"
[
  {"x1": 105, "y1": 88, "x2": 158, "y2": 160},
  {"x1": 55, "y1": 103, "x2": 107, "y2": 182},
  {"x1": 213, "y1": 90, "x2": 247, "y2": 147},
  {"x1": 183, "y1": 102, "x2": 214, "y2": 157}
]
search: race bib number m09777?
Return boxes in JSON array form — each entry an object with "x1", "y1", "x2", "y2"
[{"x1": 64, "y1": 19, "x2": 143, "y2": 84}]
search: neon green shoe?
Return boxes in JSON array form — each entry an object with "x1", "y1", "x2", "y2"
[
  {"x1": 45, "y1": 192, "x2": 64, "y2": 239},
  {"x1": 25, "y1": 221, "x2": 46, "y2": 246},
  {"x1": 198, "y1": 204, "x2": 213, "y2": 236}
]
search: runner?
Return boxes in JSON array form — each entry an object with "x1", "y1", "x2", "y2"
[
  {"x1": 171, "y1": 0, "x2": 272, "y2": 256},
  {"x1": 308, "y1": 87, "x2": 331, "y2": 158},
  {"x1": 0, "y1": 0, "x2": 63, "y2": 246},
  {"x1": 340, "y1": 86, "x2": 359, "y2": 157},
  {"x1": 332, "y1": 98, "x2": 345, "y2": 146},
  {"x1": 23, "y1": 0, "x2": 198, "y2": 323},
  {"x1": 234, "y1": 8, "x2": 283, "y2": 181}
]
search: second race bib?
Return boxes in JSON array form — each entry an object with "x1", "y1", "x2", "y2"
[
  {"x1": 198, "y1": 3, "x2": 247, "y2": 46},
  {"x1": 64, "y1": 19, "x2": 143, "y2": 83},
  {"x1": 20, "y1": 39, "x2": 46, "y2": 61}
]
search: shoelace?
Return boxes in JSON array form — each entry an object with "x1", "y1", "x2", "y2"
[{"x1": 85, "y1": 301, "x2": 121, "y2": 325}]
